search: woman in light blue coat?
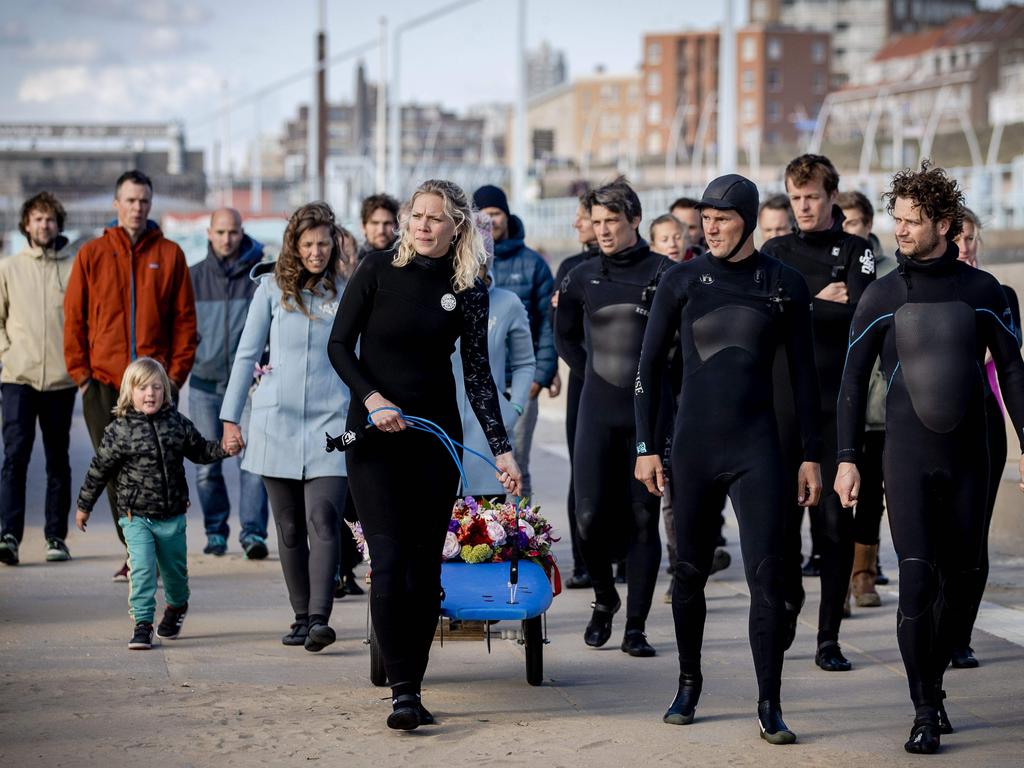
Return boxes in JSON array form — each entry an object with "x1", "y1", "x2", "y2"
[
  {"x1": 452, "y1": 214, "x2": 536, "y2": 498},
  {"x1": 221, "y1": 203, "x2": 350, "y2": 652}
]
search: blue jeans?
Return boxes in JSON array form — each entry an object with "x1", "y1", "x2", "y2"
[{"x1": 188, "y1": 386, "x2": 269, "y2": 542}]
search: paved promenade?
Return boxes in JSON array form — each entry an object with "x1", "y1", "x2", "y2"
[{"x1": 2, "y1": 393, "x2": 1024, "y2": 767}]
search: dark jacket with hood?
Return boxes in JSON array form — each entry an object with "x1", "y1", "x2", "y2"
[
  {"x1": 188, "y1": 235, "x2": 266, "y2": 393},
  {"x1": 77, "y1": 404, "x2": 228, "y2": 520},
  {"x1": 492, "y1": 214, "x2": 557, "y2": 386}
]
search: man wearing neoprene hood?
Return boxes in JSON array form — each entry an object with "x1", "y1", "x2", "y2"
[{"x1": 635, "y1": 174, "x2": 822, "y2": 744}]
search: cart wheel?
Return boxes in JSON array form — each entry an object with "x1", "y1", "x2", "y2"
[
  {"x1": 369, "y1": 623, "x2": 387, "y2": 687},
  {"x1": 523, "y1": 616, "x2": 543, "y2": 686}
]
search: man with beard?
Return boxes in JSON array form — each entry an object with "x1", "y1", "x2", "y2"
[
  {"x1": 358, "y1": 193, "x2": 399, "y2": 260},
  {"x1": 0, "y1": 192, "x2": 77, "y2": 565},
  {"x1": 836, "y1": 163, "x2": 1024, "y2": 754}
]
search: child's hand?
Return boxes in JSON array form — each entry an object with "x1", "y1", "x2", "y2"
[
  {"x1": 76, "y1": 509, "x2": 90, "y2": 532},
  {"x1": 222, "y1": 435, "x2": 241, "y2": 456}
]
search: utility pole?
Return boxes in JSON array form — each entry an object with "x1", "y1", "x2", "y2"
[
  {"x1": 717, "y1": 0, "x2": 737, "y2": 175},
  {"x1": 376, "y1": 17, "x2": 388, "y2": 192},
  {"x1": 512, "y1": 0, "x2": 527, "y2": 212},
  {"x1": 316, "y1": 0, "x2": 328, "y2": 200}
]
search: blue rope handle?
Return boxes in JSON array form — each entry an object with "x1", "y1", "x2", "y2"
[{"x1": 367, "y1": 406, "x2": 523, "y2": 596}]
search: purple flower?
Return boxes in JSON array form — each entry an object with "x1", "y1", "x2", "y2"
[{"x1": 448, "y1": 519, "x2": 460, "y2": 533}]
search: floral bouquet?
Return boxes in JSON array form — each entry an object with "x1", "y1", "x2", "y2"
[
  {"x1": 443, "y1": 496, "x2": 558, "y2": 569},
  {"x1": 345, "y1": 497, "x2": 561, "y2": 591}
]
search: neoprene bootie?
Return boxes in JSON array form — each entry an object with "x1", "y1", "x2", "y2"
[
  {"x1": 757, "y1": 700, "x2": 796, "y2": 745},
  {"x1": 663, "y1": 673, "x2": 702, "y2": 725}
]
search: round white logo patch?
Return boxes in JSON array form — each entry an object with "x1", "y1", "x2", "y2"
[{"x1": 441, "y1": 293, "x2": 457, "y2": 311}]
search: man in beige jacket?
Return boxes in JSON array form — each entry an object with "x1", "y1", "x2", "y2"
[{"x1": 0, "y1": 192, "x2": 77, "y2": 566}]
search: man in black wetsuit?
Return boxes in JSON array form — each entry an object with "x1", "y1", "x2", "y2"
[
  {"x1": 835, "y1": 163, "x2": 1024, "y2": 755},
  {"x1": 762, "y1": 154, "x2": 875, "y2": 672},
  {"x1": 555, "y1": 179, "x2": 669, "y2": 657},
  {"x1": 635, "y1": 174, "x2": 822, "y2": 744},
  {"x1": 551, "y1": 199, "x2": 600, "y2": 589}
]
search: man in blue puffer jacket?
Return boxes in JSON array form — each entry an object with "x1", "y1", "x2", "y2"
[
  {"x1": 188, "y1": 208, "x2": 270, "y2": 559},
  {"x1": 474, "y1": 185, "x2": 558, "y2": 499}
]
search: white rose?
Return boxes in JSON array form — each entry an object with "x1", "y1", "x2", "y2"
[
  {"x1": 442, "y1": 531, "x2": 461, "y2": 560},
  {"x1": 486, "y1": 521, "x2": 507, "y2": 546}
]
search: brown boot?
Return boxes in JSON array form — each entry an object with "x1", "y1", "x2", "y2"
[{"x1": 851, "y1": 543, "x2": 881, "y2": 607}]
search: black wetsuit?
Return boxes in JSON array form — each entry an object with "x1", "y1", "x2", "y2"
[
  {"x1": 328, "y1": 250, "x2": 510, "y2": 695},
  {"x1": 553, "y1": 243, "x2": 600, "y2": 578},
  {"x1": 762, "y1": 210, "x2": 874, "y2": 646},
  {"x1": 635, "y1": 249, "x2": 821, "y2": 703},
  {"x1": 836, "y1": 242, "x2": 1024, "y2": 714},
  {"x1": 555, "y1": 239, "x2": 669, "y2": 630}
]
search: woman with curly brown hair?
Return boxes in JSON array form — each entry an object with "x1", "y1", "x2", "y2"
[
  {"x1": 221, "y1": 202, "x2": 352, "y2": 652},
  {"x1": 328, "y1": 179, "x2": 521, "y2": 731},
  {"x1": 835, "y1": 163, "x2": 1024, "y2": 754}
]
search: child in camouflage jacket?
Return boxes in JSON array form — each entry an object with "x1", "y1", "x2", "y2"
[{"x1": 76, "y1": 357, "x2": 240, "y2": 649}]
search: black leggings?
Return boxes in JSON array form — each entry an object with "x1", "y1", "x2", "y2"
[
  {"x1": 956, "y1": 394, "x2": 1007, "y2": 650},
  {"x1": 348, "y1": 427, "x2": 459, "y2": 692},
  {"x1": 574, "y1": 418, "x2": 661, "y2": 630},
  {"x1": 672, "y1": 421, "x2": 786, "y2": 703},
  {"x1": 262, "y1": 476, "x2": 345, "y2": 620}
]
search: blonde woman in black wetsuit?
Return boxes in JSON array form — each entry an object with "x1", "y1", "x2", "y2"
[{"x1": 328, "y1": 179, "x2": 520, "y2": 731}]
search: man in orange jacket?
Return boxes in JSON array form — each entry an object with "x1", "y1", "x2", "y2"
[{"x1": 64, "y1": 169, "x2": 197, "y2": 581}]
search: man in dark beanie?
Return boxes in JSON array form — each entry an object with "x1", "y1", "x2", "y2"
[{"x1": 474, "y1": 184, "x2": 557, "y2": 500}]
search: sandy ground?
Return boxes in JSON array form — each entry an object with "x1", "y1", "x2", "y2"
[{"x1": 2, "y1": 394, "x2": 1024, "y2": 767}]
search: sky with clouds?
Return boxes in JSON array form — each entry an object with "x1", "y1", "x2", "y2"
[{"x1": 0, "y1": 0, "x2": 1010, "y2": 169}]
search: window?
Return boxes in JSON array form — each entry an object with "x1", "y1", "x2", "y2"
[
  {"x1": 767, "y1": 38, "x2": 781, "y2": 60},
  {"x1": 600, "y1": 114, "x2": 621, "y2": 135},
  {"x1": 812, "y1": 41, "x2": 826, "y2": 63},
  {"x1": 813, "y1": 70, "x2": 826, "y2": 94},
  {"x1": 742, "y1": 98, "x2": 756, "y2": 121},
  {"x1": 767, "y1": 68, "x2": 782, "y2": 91},
  {"x1": 648, "y1": 101, "x2": 662, "y2": 125},
  {"x1": 768, "y1": 101, "x2": 782, "y2": 122},
  {"x1": 648, "y1": 41, "x2": 662, "y2": 65},
  {"x1": 647, "y1": 132, "x2": 663, "y2": 155},
  {"x1": 601, "y1": 84, "x2": 620, "y2": 102},
  {"x1": 742, "y1": 37, "x2": 757, "y2": 62},
  {"x1": 743, "y1": 69, "x2": 755, "y2": 91},
  {"x1": 647, "y1": 72, "x2": 661, "y2": 95}
]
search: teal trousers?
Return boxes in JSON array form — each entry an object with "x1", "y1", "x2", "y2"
[{"x1": 119, "y1": 515, "x2": 189, "y2": 624}]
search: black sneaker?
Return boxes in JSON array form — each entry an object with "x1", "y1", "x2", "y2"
[
  {"x1": 815, "y1": 641, "x2": 852, "y2": 671},
  {"x1": 45, "y1": 538, "x2": 71, "y2": 562},
  {"x1": 621, "y1": 629, "x2": 656, "y2": 657},
  {"x1": 157, "y1": 603, "x2": 189, "y2": 639},
  {"x1": 129, "y1": 622, "x2": 154, "y2": 650},
  {"x1": 0, "y1": 534, "x2": 19, "y2": 566},
  {"x1": 242, "y1": 535, "x2": 268, "y2": 560}
]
